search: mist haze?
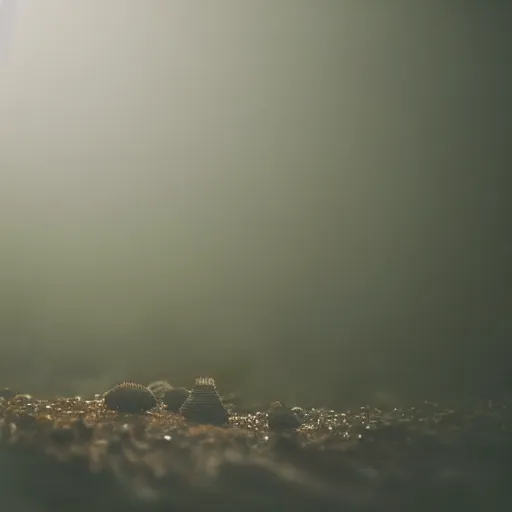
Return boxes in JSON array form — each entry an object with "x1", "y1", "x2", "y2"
[{"x1": 0, "y1": 1, "x2": 510, "y2": 406}]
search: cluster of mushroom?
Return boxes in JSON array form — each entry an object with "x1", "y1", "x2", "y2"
[{"x1": 103, "y1": 378, "x2": 301, "y2": 431}]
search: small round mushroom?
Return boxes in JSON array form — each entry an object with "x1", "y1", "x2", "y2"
[
  {"x1": 103, "y1": 382, "x2": 157, "y2": 414},
  {"x1": 147, "y1": 380, "x2": 174, "y2": 399},
  {"x1": 161, "y1": 387, "x2": 190, "y2": 412},
  {"x1": 179, "y1": 377, "x2": 228, "y2": 426},
  {"x1": 268, "y1": 401, "x2": 302, "y2": 432}
]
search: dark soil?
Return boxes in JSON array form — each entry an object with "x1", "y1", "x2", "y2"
[{"x1": 1, "y1": 395, "x2": 511, "y2": 511}]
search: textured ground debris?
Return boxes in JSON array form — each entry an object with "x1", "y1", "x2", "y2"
[{"x1": 1, "y1": 394, "x2": 512, "y2": 511}]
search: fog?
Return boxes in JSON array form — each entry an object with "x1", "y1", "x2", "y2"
[{"x1": 0, "y1": 1, "x2": 510, "y2": 406}]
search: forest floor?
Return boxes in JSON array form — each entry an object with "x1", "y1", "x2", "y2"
[{"x1": 1, "y1": 394, "x2": 511, "y2": 511}]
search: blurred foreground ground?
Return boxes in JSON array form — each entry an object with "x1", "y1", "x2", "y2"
[{"x1": 1, "y1": 394, "x2": 511, "y2": 511}]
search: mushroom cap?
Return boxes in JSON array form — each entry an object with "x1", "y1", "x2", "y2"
[
  {"x1": 161, "y1": 387, "x2": 190, "y2": 412},
  {"x1": 147, "y1": 380, "x2": 174, "y2": 398},
  {"x1": 103, "y1": 382, "x2": 157, "y2": 414},
  {"x1": 268, "y1": 402, "x2": 302, "y2": 431}
]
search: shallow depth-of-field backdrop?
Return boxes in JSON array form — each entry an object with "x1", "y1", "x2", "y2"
[{"x1": 0, "y1": 1, "x2": 511, "y2": 406}]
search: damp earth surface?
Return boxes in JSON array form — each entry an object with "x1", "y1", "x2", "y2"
[{"x1": 1, "y1": 386, "x2": 512, "y2": 512}]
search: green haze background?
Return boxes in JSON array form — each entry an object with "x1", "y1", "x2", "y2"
[{"x1": 0, "y1": 1, "x2": 510, "y2": 406}]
